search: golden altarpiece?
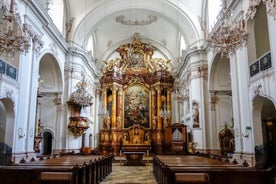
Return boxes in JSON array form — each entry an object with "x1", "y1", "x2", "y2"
[{"x1": 99, "y1": 36, "x2": 182, "y2": 155}]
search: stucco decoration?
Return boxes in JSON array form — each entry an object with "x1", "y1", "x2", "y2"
[
  {"x1": 250, "y1": 81, "x2": 263, "y2": 101},
  {"x1": 0, "y1": 77, "x2": 18, "y2": 111}
]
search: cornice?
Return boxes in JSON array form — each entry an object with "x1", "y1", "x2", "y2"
[
  {"x1": 176, "y1": 44, "x2": 208, "y2": 77},
  {"x1": 67, "y1": 47, "x2": 102, "y2": 79}
]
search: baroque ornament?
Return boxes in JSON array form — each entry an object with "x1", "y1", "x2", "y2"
[
  {"x1": 247, "y1": 0, "x2": 276, "y2": 20},
  {"x1": 103, "y1": 34, "x2": 171, "y2": 74},
  {"x1": 115, "y1": 15, "x2": 157, "y2": 25}
]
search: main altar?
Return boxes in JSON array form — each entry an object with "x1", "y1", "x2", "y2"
[{"x1": 99, "y1": 34, "x2": 176, "y2": 155}]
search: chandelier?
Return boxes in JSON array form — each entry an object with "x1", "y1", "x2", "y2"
[
  {"x1": 98, "y1": 107, "x2": 109, "y2": 118},
  {"x1": 68, "y1": 77, "x2": 93, "y2": 107},
  {"x1": 160, "y1": 101, "x2": 171, "y2": 128},
  {"x1": 208, "y1": 0, "x2": 249, "y2": 57},
  {"x1": 0, "y1": 0, "x2": 30, "y2": 57},
  {"x1": 160, "y1": 104, "x2": 171, "y2": 120},
  {"x1": 160, "y1": 79, "x2": 171, "y2": 128}
]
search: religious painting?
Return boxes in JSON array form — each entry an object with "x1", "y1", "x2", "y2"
[
  {"x1": 0, "y1": 59, "x2": 5, "y2": 74},
  {"x1": 6, "y1": 63, "x2": 17, "y2": 80},
  {"x1": 260, "y1": 52, "x2": 271, "y2": 71},
  {"x1": 124, "y1": 85, "x2": 150, "y2": 129}
]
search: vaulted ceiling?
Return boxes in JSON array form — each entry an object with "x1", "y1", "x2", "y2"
[{"x1": 65, "y1": 0, "x2": 208, "y2": 75}]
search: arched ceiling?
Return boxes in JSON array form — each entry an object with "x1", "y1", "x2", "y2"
[{"x1": 65, "y1": 0, "x2": 207, "y2": 75}]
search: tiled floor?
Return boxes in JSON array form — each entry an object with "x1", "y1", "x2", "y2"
[{"x1": 100, "y1": 162, "x2": 158, "y2": 184}]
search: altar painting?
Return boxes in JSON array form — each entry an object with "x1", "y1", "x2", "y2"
[{"x1": 124, "y1": 85, "x2": 150, "y2": 128}]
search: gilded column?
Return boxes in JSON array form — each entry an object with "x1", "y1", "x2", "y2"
[
  {"x1": 151, "y1": 89, "x2": 156, "y2": 118},
  {"x1": 117, "y1": 88, "x2": 123, "y2": 128},
  {"x1": 102, "y1": 88, "x2": 107, "y2": 111},
  {"x1": 111, "y1": 87, "x2": 117, "y2": 128},
  {"x1": 167, "y1": 88, "x2": 172, "y2": 125},
  {"x1": 156, "y1": 87, "x2": 162, "y2": 128}
]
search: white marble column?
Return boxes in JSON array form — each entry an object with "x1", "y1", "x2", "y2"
[{"x1": 236, "y1": 47, "x2": 254, "y2": 153}]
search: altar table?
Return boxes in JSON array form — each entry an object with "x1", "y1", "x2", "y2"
[{"x1": 123, "y1": 152, "x2": 145, "y2": 166}]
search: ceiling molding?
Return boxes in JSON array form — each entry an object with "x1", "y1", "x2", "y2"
[{"x1": 115, "y1": 14, "x2": 157, "y2": 25}]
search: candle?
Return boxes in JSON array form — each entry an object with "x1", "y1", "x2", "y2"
[{"x1": 120, "y1": 150, "x2": 122, "y2": 156}]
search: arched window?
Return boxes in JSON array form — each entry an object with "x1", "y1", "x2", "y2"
[
  {"x1": 208, "y1": 0, "x2": 222, "y2": 30},
  {"x1": 48, "y1": 0, "x2": 65, "y2": 33},
  {"x1": 86, "y1": 35, "x2": 94, "y2": 56},
  {"x1": 180, "y1": 35, "x2": 186, "y2": 53}
]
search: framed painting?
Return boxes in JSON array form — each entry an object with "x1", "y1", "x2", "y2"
[
  {"x1": 123, "y1": 85, "x2": 150, "y2": 129},
  {"x1": 260, "y1": 52, "x2": 271, "y2": 71},
  {"x1": 0, "y1": 59, "x2": 5, "y2": 74},
  {"x1": 6, "y1": 63, "x2": 17, "y2": 80},
  {"x1": 250, "y1": 61, "x2": 259, "y2": 77}
]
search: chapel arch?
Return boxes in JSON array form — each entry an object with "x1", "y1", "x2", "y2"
[
  {"x1": 42, "y1": 130, "x2": 53, "y2": 155},
  {"x1": 252, "y1": 96, "x2": 276, "y2": 167},
  {"x1": 209, "y1": 54, "x2": 231, "y2": 92},
  {"x1": 39, "y1": 53, "x2": 63, "y2": 93},
  {"x1": 35, "y1": 53, "x2": 63, "y2": 154},
  {"x1": 208, "y1": 54, "x2": 233, "y2": 149},
  {"x1": 0, "y1": 98, "x2": 15, "y2": 147}
]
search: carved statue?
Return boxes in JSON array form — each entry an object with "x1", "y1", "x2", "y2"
[
  {"x1": 152, "y1": 116, "x2": 157, "y2": 129},
  {"x1": 150, "y1": 58, "x2": 171, "y2": 72},
  {"x1": 122, "y1": 132, "x2": 129, "y2": 144},
  {"x1": 192, "y1": 107, "x2": 199, "y2": 128},
  {"x1": 104, "y1": 116, "x2": 111, "y2": 129},
  {"x1": 163, "y1": 118, "x2": 169, "y2": 128},
  {"x1": 116, "y1": 115, "x2": 122, "y2": 130},
  {"x1": 37, "y1": 119, "x2": 43, "y2": 136},
  {"x1": 145, "y1": 131, "x2": 151, "y2": 143}
]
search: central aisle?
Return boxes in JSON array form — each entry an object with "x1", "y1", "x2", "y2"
[{"x1": 100, "y1": 163, "x2": 158, "y2": 184}]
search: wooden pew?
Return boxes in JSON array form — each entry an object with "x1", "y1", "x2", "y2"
[
  {"x1": 153, "y1": 155, "x2": 274, "y2": 184},
  {"x1": 0, "y1": 165, "x2": 82, "y2": 184},
  {"x1": 175, "y1": 172, "x2": 209, "y2": 184},
  {"x1": 41, "y1": 172, "x2": 74, "y2": 184},
  {"x1": 7, "y1": 153, "x2": 114, "y2": 184}
]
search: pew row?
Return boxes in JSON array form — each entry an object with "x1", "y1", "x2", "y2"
[
  {"x1": 153, "y1": 155, "x2": 274, "y2": 184},
  {"x1": 0, "y1": 165, "x2": 81, "y2": 184},
  {"x1": 0, "y1": 154, "x2": 113, "y2": 184}
]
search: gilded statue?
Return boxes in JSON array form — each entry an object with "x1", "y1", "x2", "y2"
[
  {"x1": 192, "y1": 107, "x2": 199, "y2": 128},
  {"x1": 144, "y1": 131, "x2": 151, "y2": 144},
  {"x1": 152, "y1": 116, "x2": 157, "y2": 129},
  {"x1": 150, "y1": 58, "x2": 171, "y2": 72},
  {"x1": 104, "y1": 116, "x2": 111, "y2": 129},
  {"x1": 116, "y1": 115, "x2": 122, "y2": 130}
]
